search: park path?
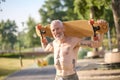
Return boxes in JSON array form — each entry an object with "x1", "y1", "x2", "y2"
[{"x1": 5, "y1": 66, "x2": 56, "y2": 80}]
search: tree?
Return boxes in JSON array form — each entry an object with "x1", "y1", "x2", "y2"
[
  {"x1": 61, "y1": 0, "x2": 79, "y2": 20},
  {"x1": 111, "y1": 0, "x2": 120, "y2": 52},
  {"x1": 74, "y1": 0, "x2": 111, "y2": 19},
  {"x1": 0, "y1": 20, "x2": 17, "y2": 50},
  {"x1": 39, "y1": 0, "x2": 78, "y2": 25},
  {"x1": 26, "y1": 17, "x2": 40, "y2": 48}
]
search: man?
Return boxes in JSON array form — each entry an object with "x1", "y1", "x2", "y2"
[{"x1": 36, "y1": 20, "x2": 107, "y2": 80}]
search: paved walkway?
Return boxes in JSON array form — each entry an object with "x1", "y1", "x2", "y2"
[{"x1": 5, "y1": 66, "x2": 56, "y2": 80}]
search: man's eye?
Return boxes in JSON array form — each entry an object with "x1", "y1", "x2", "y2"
[{"x1": 56, "y1": 28, "x2": 59, "y2": 30}]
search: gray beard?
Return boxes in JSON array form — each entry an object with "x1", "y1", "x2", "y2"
[{"x1": 56, "y1": 33, "x2": 64, "y2": 41}]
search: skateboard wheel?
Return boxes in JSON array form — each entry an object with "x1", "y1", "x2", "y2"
[
  {"x1": 94, "y1": 36, "x2": 98, "y2": 41},
  {"x1": 37, "y1": 24, "x2": 42, "y2": 30},
  {"x1": 90, "y1": 19, "x2": 94, "y2": 25}
]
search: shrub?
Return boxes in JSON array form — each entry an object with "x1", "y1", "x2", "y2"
[
  {"x1": 37, "y1": 59, "x2": 48, "y2": 67},
  {"x1": 45, "y1": 54, "x2": 54, "y2": 65},
  {"x1": 78, "y1": 48, "x2": 88, "y2": 59},
  {"x1": 0, "y1": 53, "x2": 20, "y2": 58}
]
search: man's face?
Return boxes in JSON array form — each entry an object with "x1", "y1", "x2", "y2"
[{"x1": 50, "y1": 23, "x2": 64, "y2": 40}]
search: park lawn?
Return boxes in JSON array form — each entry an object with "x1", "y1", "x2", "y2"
[{"x1": 0, "y1": 58, "x2": 34, "y2": 80}]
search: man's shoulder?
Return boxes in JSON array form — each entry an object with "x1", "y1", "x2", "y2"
[{"x1": 68, "y1": 36, "x2": 81, "y2": 40}]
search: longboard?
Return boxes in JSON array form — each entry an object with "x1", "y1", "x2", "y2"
[{"x1": 36, "y1": 20, "x2": 108, "y2": 39}]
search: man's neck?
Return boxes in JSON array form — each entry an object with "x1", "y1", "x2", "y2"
[{"x1": 57, "y1": 36, "x2": 66, "y2": 44}]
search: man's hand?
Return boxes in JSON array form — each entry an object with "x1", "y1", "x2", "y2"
[
  {"x1": 35, "y1": 24, "x2": 42, "y2": 38},
  {"x1": 35, "y1": 24, "x2": 48, "y2": 46},
  {"x1": 97, "y1": 19, "x2": 108, "y2": 26},
  {"x1": 91, "y1": 19, "x2": 107, "y2": 48}
]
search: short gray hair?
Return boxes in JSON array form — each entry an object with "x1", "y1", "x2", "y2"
[{"x1": 50, "y1": 20, "x2": 64, "y2": 28}]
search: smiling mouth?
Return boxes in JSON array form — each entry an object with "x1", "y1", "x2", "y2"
[
  {"x1": 54, "y1": 33, "x2": 64, "y2": 40},
  {"x1": 55, "y1": 33, "x2": 62, "y2": 37}
]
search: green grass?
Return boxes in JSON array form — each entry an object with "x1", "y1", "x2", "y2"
[{"x1": 0, "y1": 57, "x2": 35, "y2": 80}]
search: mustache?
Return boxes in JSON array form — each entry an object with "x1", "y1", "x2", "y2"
[{"x1": 55, "y1": 32, "x2": 64, "y2": 40}]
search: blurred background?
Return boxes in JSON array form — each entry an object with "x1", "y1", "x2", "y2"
[{"x1": 0, "y1": 0, "x2": 120, "y2": 80}]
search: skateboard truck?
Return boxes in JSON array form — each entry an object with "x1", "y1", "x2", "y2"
[
  {"x1": 37, "y1": 24, "x2": 47, "y2": 44},
  {"x1": 90, "y1": 19, "x2": 100, "y2": 41},
  {"x1": 37, "y1": 24, "x2": 46, "y2": 37}
]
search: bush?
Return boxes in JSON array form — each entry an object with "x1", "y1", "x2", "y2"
[
  {"x1": 0, "y1": 53, "x2": 20, "y2": 58},
  {"x1": 45, "y1": 54, "x2": 54, "y2": 65},
  {"x1": 78, "y1": 48, "x2": 88, "y2": 59},
  {"x1": 37, "y1": 59, "x2": 48, "y2": 67}
]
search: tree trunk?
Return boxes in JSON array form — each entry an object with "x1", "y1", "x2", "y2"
[
  {"x1": 90, "y1": 6, "x2": 95, "y2": 19},
  {"x1": 90, "y1": 6, "x2": 99, "y2": 57},
  {"x1": 111, "y1": 0, "x2": 120, "y2": 52}
]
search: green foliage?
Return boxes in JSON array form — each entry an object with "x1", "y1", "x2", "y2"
[
  {"x1": 74, "y1": 0, "x2": 111, "y2": 19},
  {"x1": 74, "y1": 0, "x2": 89, "y2": 19},
  {"x1": 45, "y1": 54, "x2": 54, "y2": 65},
  {"x1": 26, "y1": 17, "x2": 40, "y2": 48},
  {"x1": 0, "y1": 17, "x2": 41, "y2": 51},
  {"x1": 103, "y1": 9, "x2": 114, "y2": 34},
  {"x1": 78, "y1": 48, "x2": 88, "y2": 59},
  {"x1": 0, "y1": 53, "x2": 19, "y2": 58},
  {"x1": 0, "y1": 20, "x2": 17, "y2": 50},
  {"x1": 39, "y1": 0, "x2": 79, "y2": 25}
]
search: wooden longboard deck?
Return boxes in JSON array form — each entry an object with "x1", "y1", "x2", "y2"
[{"x1": 36, "y1": 20, "x2": 108, "y2": 38}]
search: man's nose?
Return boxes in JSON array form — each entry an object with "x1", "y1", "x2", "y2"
[{"x1": 54, "y1": 30, "x2": 58, "y2": 34}]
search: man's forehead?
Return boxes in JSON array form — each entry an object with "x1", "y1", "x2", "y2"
[
  {"x1": 50, "y1": 23, "x2": 62, "y2": 29},
  {"x1": 50, "y1": 20, "x2": 63, "y2": 28}
]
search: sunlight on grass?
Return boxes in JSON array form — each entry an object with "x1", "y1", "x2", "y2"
[{"x1": 0, "y1": 58, "x2": 34, "y2": 80}]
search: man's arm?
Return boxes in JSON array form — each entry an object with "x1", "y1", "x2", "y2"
[
  {"x1": 40, "y1": 36, "x2": 54, "y2": 52},
  {"x1": 80, "y1": 19, "x2": 107, "y2": 48},
  {"x1": 80, "y1": 33, "x2": 103, "y2": 48},
  {"x1": 40, "y1": 37, "x2": 54, "y2": 52},
  {"x1": 35, "y1": 26, "x2": 54, "y2": 52},
  {"x1": 44, "y1": 42, "x2": 54, "y2": 52}
]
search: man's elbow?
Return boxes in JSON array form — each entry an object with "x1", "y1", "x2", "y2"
[{"x1": 45, "y1": 48, "x2": 53, "y2": 53}]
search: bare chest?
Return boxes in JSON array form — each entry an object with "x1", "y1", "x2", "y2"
[{"x1": 54, "y1": 42, "x2": 77, "y2": 59}]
